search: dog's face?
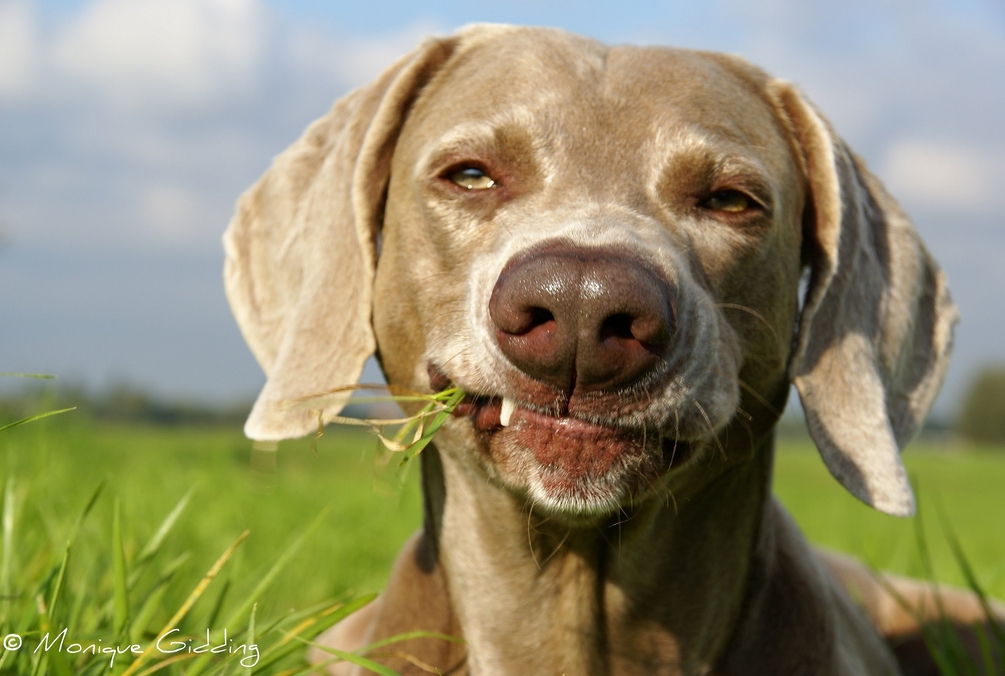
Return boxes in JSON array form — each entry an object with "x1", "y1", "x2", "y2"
[
  {"x1": 225, "y1": 25, "x2": 956, "y2": 519},
  {"x1": 374, "y1": 34, "x2": 804, "y2": 516}
]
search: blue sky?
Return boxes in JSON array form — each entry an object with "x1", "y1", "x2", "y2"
[{"x1": 1, "y1": 0, "x2": 1004, "y2": 418}]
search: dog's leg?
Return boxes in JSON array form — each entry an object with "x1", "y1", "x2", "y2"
[{"x1": 818, "y1": 549, "x2": 1004, "y2": 674}]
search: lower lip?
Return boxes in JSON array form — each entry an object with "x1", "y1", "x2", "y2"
[{"x1": 452, "y1": 396, "x2": 675, "y2": 475}]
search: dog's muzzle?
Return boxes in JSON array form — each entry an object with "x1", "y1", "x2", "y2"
[{"x1": 429, "y1": 243, "x2": 691, "y2": 514}]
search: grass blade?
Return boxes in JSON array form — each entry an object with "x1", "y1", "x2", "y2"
[
  {"x1": 100, "y1": 482, "x2": 184, "y2": 618},
  {"x1": 249, "y1": 594, "x2": 377, "y2": 672},
  {"x1": 290, "y1": 634, "x2": 404, "y2": 676},
  {"x1": 1, "y1": 477, "x2": 15, "y2": 626},
  {"x1": 113, "y1": 498, "x2": 131, "y2": 638},
  {"x1": 121, "y1": 530, "x2": 249, "y2": 676},
  {"x1": 134, "y1": 487, "x2": 194, "y2": 569},
  {"x1": 219, "y1": 507, "x2": 331, "y2": 631},
  {"x1": 30, "y1": 594, "x2": 51, "y2": 676},
  {"x1": 357, "y1": 630, "x2": 464, "y2": 653},
  {"x1": 244, "y1": 603, "x2": 256, "y2": 676},
  {"x1": 129, "y1": 579, "x2": 169, "y2": 645},
  {"x1": 68, "y1": 479, "x2": 107, "y2": 545},
  {"x1": 47, "y1": 543, "x2": 71, "y2": 628},
  {"x1": 202, "y1": 576, "x2": 231, "y2": 630},
  {"x1": 128, "y1": 552, "x2": 193, "y2": 642},
  {"x1": 971, "y1": 623, "x2": 996, "y2": 676},
  {"x1": 398, "y1": 389, "x2": 465, "y2": 465},
  {"x1": 936, "y1": 505, "x2": 1005, "y2": 647},
  {"x1": 0, "y1": 407, "x2": 76, "y2": 433},
  {"x1": 0, "y1": 373, "x2": 56, "y2": 379}
]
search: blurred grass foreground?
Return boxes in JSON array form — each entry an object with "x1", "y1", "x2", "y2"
[{"x1": 0, "y1": 402, "x2": 1003, "y2": 673}]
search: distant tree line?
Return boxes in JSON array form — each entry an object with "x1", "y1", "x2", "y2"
[
  {"x1": 957, "y1": 367, "x2": 1005, "y2": 445},
  {"x1": 0, "y1": 381, "x2": 252, "y2": 427}
]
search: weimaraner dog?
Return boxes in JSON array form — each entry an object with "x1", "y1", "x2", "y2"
[{"x1": 224, "y1": 24, "x2": 999, "y2": 676}]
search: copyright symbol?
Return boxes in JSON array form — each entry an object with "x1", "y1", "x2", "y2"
[{"x1": 3, "y1": 634, "x2": 21, "y2": 650}]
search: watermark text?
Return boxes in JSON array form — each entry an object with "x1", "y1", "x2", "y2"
[{"x1": 29, "y1": 627, "x2": 259, "y2": 668}]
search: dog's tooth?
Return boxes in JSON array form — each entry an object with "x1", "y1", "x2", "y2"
[{"x1": 500, "y1": 397, "x2": 515, "y2": 427}]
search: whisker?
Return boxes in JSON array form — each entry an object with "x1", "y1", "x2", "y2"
[
  {"x1": 539, "y1": 528, "x2": 572, "y2": 568},
  {"x1": 667, "y1": 482, "x2": 678, "y2": 515},
  {"x1": 440, "y1": 346, "x2": 474, "y2": 370},
  {"x1": 594, "y1": 518, "x2": 618, "y2": 552},
  {"x1": 692, "y1": 400, "x2": 726, "y2": 462},
  {"x1": 422, "y1": 331, "x2": 467, "y2": 364},
  {"x1": 526, "y1": 501, "x2": 543, "y2": 570},
  {"x1": 669, "y1": 408, "x2": 680, "y2": 469},
  {"x1": 427, "y1": 309, "x2": 467, "y2": 322},
  {"x1": 610, "y1": 501, "x2": 639, "y2": 530},
  {"x1": 715, "y1": 370, "x2": 780, "y2": 417},
  {"x1": 713, "y1": 302, "x2": 782, "y2": 349},
  {"x1": 414, "y1": 271, "x2": 454, "y2": 284},
  {"x1": 735, "y1": 408, "x2": 756, "y2": 457}
]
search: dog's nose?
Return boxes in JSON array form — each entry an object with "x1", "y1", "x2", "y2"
[{"x1": 489, "y1": 246, "x2": 675, "y2": 393}]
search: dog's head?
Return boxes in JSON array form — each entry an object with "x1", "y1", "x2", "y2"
[{"x1": 224, "y1": 25, "x2": 956, "y2": 519}]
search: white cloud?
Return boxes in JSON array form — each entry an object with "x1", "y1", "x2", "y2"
[
  {"x1": 333, "y1": 21, "x2": 445, "y2": 88},
  {"x1": 720, "y1": 0, "x2": 1005, "y2": 149},
  {"x1": 881, "y1": 139, "x2": 1004, "y2": 212},
  {"x1": 0, "y1": 0, "x2": 442, "y2": 116},
  {"x1": 284, "y1": 20, "x2": 444, "y2": 91},
  {"x1": 50, "y1": 0, "x2": 267, "y2": 110},
  {"x1": 0, "y1": 0, "x2": 37, "y2": 98},
  {"x1": 139, "y1": 181, "x2": 214, "y2": 244}
]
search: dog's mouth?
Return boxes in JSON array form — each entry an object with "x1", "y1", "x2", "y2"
[{"x1": 428, "y1": 364, "x2": 695, "y2": 515}]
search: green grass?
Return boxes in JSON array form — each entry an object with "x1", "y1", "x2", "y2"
[
  {"x1": 1, "y1": 415, "x2": 424, "y2": 608},
  {"x1": 0, "y1": 415, "x2": 423, "y2": 674},
  {"x1": 0, "y1": 415, "x2": 1002, "y2": 673},
  {"x1": 775, "y1": 439, "x2": 1005, "y2": 599}
]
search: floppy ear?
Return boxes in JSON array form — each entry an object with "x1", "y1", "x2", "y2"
[
  {"x1": 771, "y1": 82, "x2": 958, "y2": 517},
  {"x1": 224, "y1": 36, "x2": 456, "y2": 441}
]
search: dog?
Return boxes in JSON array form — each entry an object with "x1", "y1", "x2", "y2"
[{"x1": 223, "y1": 24, "x2": 996, "y2": 675}]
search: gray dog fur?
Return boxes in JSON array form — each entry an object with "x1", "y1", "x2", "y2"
[{"x1": 224, "y1": 24, "x2": 973, "y2": 676}]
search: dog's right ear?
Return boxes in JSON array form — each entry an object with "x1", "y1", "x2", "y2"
[{"x1": 224, "y1": 36, "x2": 457, "y2": 441}]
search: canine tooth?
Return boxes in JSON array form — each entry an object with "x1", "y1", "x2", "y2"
[{"x1": 500, "y1": 397, "x2": 515, "y2": 427}]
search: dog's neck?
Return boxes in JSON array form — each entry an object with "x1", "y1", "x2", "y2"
[{"x1": 422, "y1": 435, "x2": 778, "y2": 676}]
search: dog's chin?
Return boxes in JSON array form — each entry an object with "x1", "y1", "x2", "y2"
[{"x1": 450, "y1": 392, "x2": 697, "y2": 521}]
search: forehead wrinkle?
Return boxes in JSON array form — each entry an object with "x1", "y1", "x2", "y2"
[{"x1": 602, "y1": 46, "x2": 783, "y2": 142}]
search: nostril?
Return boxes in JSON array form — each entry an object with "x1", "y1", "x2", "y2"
[
  {"x1": 494, "y1": 305, "x2": 556, "y2": 336},
  {"x1": 525, "y1": 307, "x2": 555, "y2": 334},
  {"x1": 600, "y1": 313, "x2": 635, "y2": 341},
  {"x1": 599, "y1": 312, "x2": 673, "y2": 349}
]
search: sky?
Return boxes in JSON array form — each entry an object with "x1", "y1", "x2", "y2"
[{"x1": 1, "y1": 0, "x2": 1003, "y2": 419}]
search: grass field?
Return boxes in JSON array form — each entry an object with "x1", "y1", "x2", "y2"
[
  {"x1": 775, "y1": 439, "x2": 1005, "y2": 597},
  {"x1": 1, "y1": 414, "x2": 1003, "y2": 673}
]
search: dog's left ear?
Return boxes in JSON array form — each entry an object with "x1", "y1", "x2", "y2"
[
  {"x1": 770, "y1": 82, "x2": 958, "y2": 517},
  {"x1": 223, "y1": 36, "x2": 457, "y2": 441}
]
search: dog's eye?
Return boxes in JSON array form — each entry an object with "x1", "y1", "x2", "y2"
[
  {"x1": 701, "y1": 190, "x2": 755, "y2": 213},
  {"x1": 447, "y1": 166, "x2": 496, "y2": 190}
]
